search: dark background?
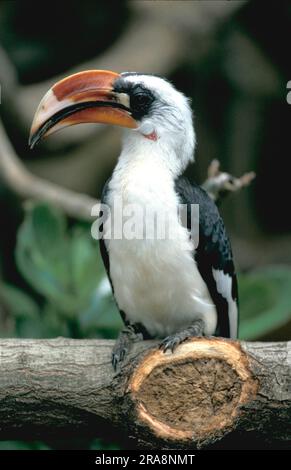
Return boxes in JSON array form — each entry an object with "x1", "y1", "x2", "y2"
[{"x1": 0, "y1": 0, "x2": 290, "y2": 449}]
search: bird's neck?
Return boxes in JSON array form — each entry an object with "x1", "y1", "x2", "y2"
[
  {"x1": 117, "y1": 129, "x2": 189, "y2": 178},
  {"x1": 109, "y1": 132, "x2": 179, "y2": 207}
]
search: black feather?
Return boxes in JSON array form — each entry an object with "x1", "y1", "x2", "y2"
[{"x1": 175, "y1": 176, "x2": 239, "y2": 338}]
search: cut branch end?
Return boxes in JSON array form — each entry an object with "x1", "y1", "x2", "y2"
[{"x1": 128, "y1": 338, "x2": 258, "y2": 445}]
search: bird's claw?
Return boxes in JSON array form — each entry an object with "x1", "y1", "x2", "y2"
[
  {"x1": 159, "y1": 321, "x2": 204, "y2": 353},
  {"x1": 112, "y1": 326, "x2": 143, "y2": 371},
  {"x1": 159, "y1": 333, "x2": 189, "y2": 353},
  {"x1": 112, "y1": 345, "x2": 128, "y2": 371}
]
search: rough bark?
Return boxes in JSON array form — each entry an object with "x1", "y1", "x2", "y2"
[{"x1": 0, "y1": 337, "x2": 289, "y2": 449}]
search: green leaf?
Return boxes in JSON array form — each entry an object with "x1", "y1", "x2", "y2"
[
  {"x1": 79, "y1": 296, "x2": 122, "y2": 339},
  {"x1": 90, "y1": 439, "x2": 121, "y2": 450},
  {"x1": 239, "y1": 266, "x2": 291, "y2": 340},
  {"x1": 15, "y1": 316, "x2": 43, "y2": 338},
  {"x1": 30, "y1": 204, "x2": 67, "y2": 258},
  {"x1": 40, "y1": 303, "x2": 70, "y2": 338},
  {"x1": 0, "y1": 441, "x2": 50, "y2": 450},
  {"x1": 15, "y1": 204, "x2": 105, "y2": 321},
  {"x1": 0, "y1": 282, "x2": 39, "y2": 319},
  {"x1": 16, "y1": 204, "x2": 71, "y2": 307},
  {"x1": 68, "y1": 228, "x2": 103, "y2": 308}
]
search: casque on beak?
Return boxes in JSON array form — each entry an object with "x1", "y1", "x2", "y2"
[{"x1": 29, "y1": 70, "x2": 137, "y2": 148}]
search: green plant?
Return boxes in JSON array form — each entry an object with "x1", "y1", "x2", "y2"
[
  {"x1": 239, "y1": 267, "x2": 291, "y2": 340},
  {"x1": 9, "y1": 203, "x2": 122, "y2": 339}
]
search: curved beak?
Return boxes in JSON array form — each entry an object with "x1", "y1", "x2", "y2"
[{"x1": 29, "y1": 70, "x2": 137, "y2": 149}]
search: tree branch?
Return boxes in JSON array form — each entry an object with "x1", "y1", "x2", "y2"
[
  {"x1": 0, "y1": 337, "x2": 289, "y2": 449},
  {"x1": 0, "y1": 119, "x2": 99, "y2": 220},
  {"x1": 202, "y1": 159, "x2": 256, "y2": 202}
]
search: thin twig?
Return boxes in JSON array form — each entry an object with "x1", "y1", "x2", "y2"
[{"x1": 202, "y1": 159, "x2": 256, "y2": 201}]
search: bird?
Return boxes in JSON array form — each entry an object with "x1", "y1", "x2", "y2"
[{"x1": 29, "y1": 69, "x2": 238, "y2": 369}]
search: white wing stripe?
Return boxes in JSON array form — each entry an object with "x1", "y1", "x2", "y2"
[{"x1": 212, "y1": 268, "x2": 238, "y2": 339}]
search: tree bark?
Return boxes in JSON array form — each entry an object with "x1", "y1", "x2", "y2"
[{"x1": 0, "y1": 337, "x2": 289, "y2": 449}]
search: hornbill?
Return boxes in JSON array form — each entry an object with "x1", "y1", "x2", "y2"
[{"x1": 29, "y1": 70, "x2": 238, "y2": 369}]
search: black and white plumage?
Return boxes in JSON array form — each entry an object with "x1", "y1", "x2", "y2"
[
  {"x1": 99, "y1": 72, "x2": 238, "y2": 354},
  {"x1": 175, "y1": 177, "x2": 238, "y2": 338},
  {"x1": 29, "y1": 69, "x2": 238, "y2": 368},
  {"x1": 100, "y1": 175, "x2": 238, "y2": 343}
]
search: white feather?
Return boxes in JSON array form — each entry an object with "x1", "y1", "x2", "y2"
[
  {"x1": 104, "y1": 150, "x2": 217, "y2": 338},
  {"x1": 123, "y1": 74, "x2": 196, "y2": 174},
  {"x1": 212, "y1": 268, "x2": 238, "y2": 339}
]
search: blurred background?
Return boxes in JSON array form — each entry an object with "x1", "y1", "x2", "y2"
[{"x1": 0, "y1": 0, "x2": 290, "y2": 450}]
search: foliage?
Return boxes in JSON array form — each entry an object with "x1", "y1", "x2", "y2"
[
  {"x1": 1, "y1": 204, "x2": 122, "y2": 341},
  {"x1": 0, "y1": 438, "x2": 120, "y2": 451},
  {"x1": 239, "y1": 267, "x2": 291, "y2": 340}
]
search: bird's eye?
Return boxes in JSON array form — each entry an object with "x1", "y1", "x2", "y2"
[
  {"x1": 133, "y1": 93, "x2": 152, "y2": 107},
  {"x1": 130, "y1": 88, "x2": 154, "y2": 119}
]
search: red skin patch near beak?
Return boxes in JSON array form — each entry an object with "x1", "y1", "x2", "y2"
[{"x1": 143, "y1": 130, "x2": 158, "y2": 141}]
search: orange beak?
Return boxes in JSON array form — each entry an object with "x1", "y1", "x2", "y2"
[{"x1": 29, "y1": 70, "x2": 137, "y2": 148}]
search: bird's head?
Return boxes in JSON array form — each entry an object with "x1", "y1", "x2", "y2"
[{"x1": 30, "y1": 70, "x2": 195, "y2": 174}]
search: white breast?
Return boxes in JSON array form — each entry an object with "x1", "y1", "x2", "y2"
[{"x1": 104, "y1": 153, "x2": 217, "y2": 338}]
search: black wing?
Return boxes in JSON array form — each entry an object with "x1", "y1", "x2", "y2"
[
  {"x1": 175, "y1": 176, "x2": 238, "y2": 338},
  {"x1": 99, "y1": 179, "x2": 127, "y2": 325},
  {"x1": 99, "y1": 178, "x2": 112, "y2": 288}
]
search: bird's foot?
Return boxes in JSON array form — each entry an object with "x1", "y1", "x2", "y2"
[
  {"x1": 159, "y1": 319, "x2": 205, "y2": 353},
  {"x1": 112, "y1": 325, "x2": 143, "y2": 371}
]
